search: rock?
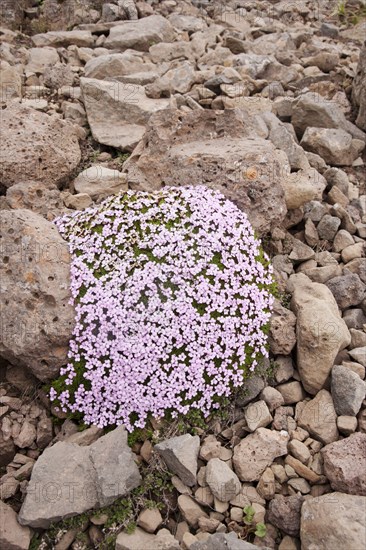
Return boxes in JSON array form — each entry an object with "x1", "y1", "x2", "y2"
[
  {"x1": 123, "y1": 109, "x2": 287, "y2": 234},
  {"x1": 84, "y1": 51, "x2": 156, "y2": 81},
  {"x1": 80, "y1": 77, "x2": 171, "y2": 151},
  {"x1": 267, "y1": 495, "x2": 304, "y2": 536},
  {"x1": 0, "y1": 103, "x2": 81, "y2": 189},
  {"x1": 342, "y1": 242, "x2": 365, "y2": 263},
  {"x1": 281, "y1": 169, "x2": 326, "y2": 210},
  {"x1": 317, "y1": 215, "x2": 341, "y2": 241},
  {"x1": 0, "y1": 65, "x2": 22, "y2": 102},
  {"x1": 137, "y1": 508, "x2": 163, "y2": 533},
  {"x1": 244, "y1": 400, "x2": 273, "y2": 432},
  {"x1": 178, "y1": 495, "x2": 208, "y2": 528},
  {"x1": 301, "y1": 127, "x2": 364, "y2": 166},
  {"x1": 321, "y1": 433, "x2": 366, "y2": 495},
  {"x1": 268, "y1": 301, "x2": 297, "y2": 355},
  {"x1": 337, "y1": 416, "x2": 358, "y2": 435},
  {"x1": 257, "y1": 467, "x2": 275, "y2": 500},
  {"x1": 19, "y1": 426, "x2": 141, "y2": 528},
  {"x1": 277, "y1": 382, "x2": 306, "y2": 405},
  {"x1": 0, "y1": 501, "x2": 31, "y2": 550},
  {"x1": 155, "y1": 434, "x2": 200, "y2": 487},
  {"x1": 326, "y1": 272, "x2": 365, "y2": 309},
  {"x1": 288, "y1": 440, "x2": 311, "y2": 464},
  {"x1": 260, "y1": 387, "x2": 284, "y2": 412},
  {"x1": 349, "y1": 347, "x2": 366, "y2": 366},
  {"x1": 191, "y1": 532, "x2": 272, "y2": 549},
  {"x1": 72, "y1": 165, "x2": 128, "y2": 200},
  {"x1": 285, "y1": 455, "x2": 321, "y2": 484},
  {"x1": 13, "y1": 420, "x2": 36, "y2": 448},
  {"x1": 206, "y1": 458, "x2": 241, "y2": 502},
  {"x1": 274, "y1": 356, "x2": 294, "y2": 384},
  {"x1": 236, "y1": 375, "x2": 265, "y2": 407},
  {"x1": 333, "y1": 230, "x2": 354, "y2": 252},
  {"x1": 297, "y1": 390, "x2": 338, "y2": 445},
  {"x1": 352, "y1": 42, "x2": 366, "y2": 130},
  {"x1": 233, "y1": 428, "x2": 289, "y2": 482},
  {"x1": 0, "y1": 209, "x2": 74, "y2": 380},
  {"x1": 26, "y1": 47, "x2": 60, "y2": 74},
  {"x1": 32, "y1": 30, "x2": 94, "y2": 48},
  {"x1": 0, "y1": 430, "x2": 16, "y2": 467},
  {"x1": 290, "y1": 279, "x2": 351, "y2": 394},
  {"x1": 105, "y1": 15, "x2": 175, "y2": 51},
  {"x1": 116, "y1": 527, "x2": 180, "y2": 550},
  {"x1": 146, "y1": 61, "x2": 196, "y2": 98},
  {"x1": 300, "y1": 492, "x2": 366, "y2": 549},
  {"x1": 5, "y1": 181, "x2": 66, "y2": 221},
  {"x1": 331, "y1": 364, "x2": 366, "y2": 416},
  {"x1": 63, "y1": 192, "x2": 92, "y2": 210}
]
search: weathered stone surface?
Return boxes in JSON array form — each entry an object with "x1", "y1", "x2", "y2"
[
  {"x1": 301, "y1": 127, "x2": 364, "y2": 166},
  {"x1": 244, "y1": 400, "x2": 273, "y2": 432},
  {"x1": 137, "y1": 508, "x2": 162, "y2": 534},
  {"x1": 280, "y1": 169, "x2": 326, "y2": 210},
  {"x1": 26, "y1": 47, "x2": 60, "y2": 74},
  {"x1": 178, "y1": 495, "x2": 208, "y2": 528},
  {"x1": 0, "y1": 104, "x2": 81, "y2": 189},
  {"x1": 0, "y1": 429, "x2": 16, "y2": 467},
  {"x1": 5, "y1": 181, "x2": 66, "y2": 221},
  {"x1": 123, "y1": 109, "x2": 287, "y2": 234},
  {"x1": 0, "y1": 500, "x2": 31, "y2": 550},
  {"x1": 268, "y1": 300, "x2": 297, "y2": 355},
  {"x1": 72, "y1": 165, "x2": 128, "y2": 200},
  {"x1": 191, "y1": 532, "x2": 272, "y2": 549},
  {"x1": 32, "y1": 30, "x2": 94, "y2": 48},
  {"x1": 321, "y1": 433, "x2": 366, "y2": 495},
  {"x1": 80, "y1": 77, "x2": 171, "y2": 151},
  {"x1": 331, "y1": 364, "x2": 366, "y2": 416},
  {"x1": 206, "y1": 458, "x2": 241, "y2": 502},
  {"x1": 326, "y1": 272, "x2": 365, "y2": 309},
  {"x1": 267, "y1": 495, "x2": 304, "y2": 536},
  {"x1": 116, "y1": 527, "x2": 180, "y2": 550},
  {"x1": 105, "y1": 15, "x2": 175, "y2": 51},
  {"x1": 84, "y1": 51, "x2": 156, "y2": 81},
  {"x1": 298, "y1": 390, "x2": 338, "y2": 445},
  {"x1": 300, "y1": 492, "x2": 366, "y2": 550},
  {"x1": 0, "y1": 209, "x2": 74, "y2": 380},
  {"x1": 19, "y1": 426, "x2": 140, "y2": 528},
  {"x1": 291, "y1": 279, "x2": 351, "y2": 394},
  {"x1": 353, "y1": 42, "x2": 366, "y2": 130},
  {"x1": 233, "y1": 428, "x2": 289, "y2": 482},
  {"x1": 155, "y1": 434, "x2": 200, "y2": 487}
]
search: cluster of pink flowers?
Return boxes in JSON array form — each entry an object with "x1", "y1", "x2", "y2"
[{"x1": 51, "y1": 186, "x2": 274, "y2": 431}]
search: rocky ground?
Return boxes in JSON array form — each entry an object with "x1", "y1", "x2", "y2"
[{"x1": 0, "y1": 0, "x2": 366, "y2": 549}]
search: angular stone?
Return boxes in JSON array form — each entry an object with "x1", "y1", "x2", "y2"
[
  {"x1": 281, "y1": 169, "x2": 326, "y2": 210},
  {"x1": 137, "y1": 508, "x2": 162, "y2": 534},
  {"x1": 0, "y1": 210, "x2": 74, "y2": 380},
  {"x1": 72, "y1": 165, "x2": 128, "y2": 200},
  {"x1": 327, "y1": 272, "x2": 365, "y2": 309},
  {"x1": 13, "y1": 420, "x2": 36, "y2": 448},
  {"x1": 155, "y1": 434, "x2": 200, "y2": 487},
  {"x1": 300, "y1": 492, "x2": 366, "y2": 550},
  {"x1": 19, "y1": 426, "x2": 140, "y2": 528},
  {"x1": 267, "y1": 495, "x2": 304, "y2": 536},
  {"x1": 260, "y1": 386, "x2": 284, "y2": 412},
  {"x1": 5, "y1": 181, "x2": 66, "y2": 221},
  {"x1": 191, "y1": 532, "x2": 272, "y2": 549},
  {"x1": 301, "y1": 127, "x2": 364, "y2": 166},
  {"x1": 244, "y1": 400, "x2": 273, "y2": 432},
  {"x1": 205, "y1": 458, "x2": 241, "y2": 502},
  {"x1": 116, "y1": 527, "x2": 180, "y2": 550},
  {"x1": 32, "y1": 30, "x2": 94, "y2": 48},
  {"x1": 80, "y1": 77, "x2": 171, "y2": 151},
  {"x1": 288, "y1": 440, "x2": 311, "y2": 464},
  {"x1": 0, "y1": 103, "x2": 81, "y2": 189},
  {"x1": 353, "y1": 42, "x2": 366, "y2": 130},
  {"x1": 84, "y1": 51, "x2": 156, "y2": 81},
  {"x1": 268, "y1": 301, "x2": 297, "y2": 355},
  {"x1": 317, "y1": 215, "x2": 341, "y2": 241},
  {"x1": 321, "y1": 433, "x2": 366, "y2": 495},
  {"x1": 105, "y1": 16, "x2": 175, "y2": 51},
  {"x1": 177, "y1": 495, "x2": 208, "y2": 528},
  {"x1": 331, "y1": 364, "x2": 366, "y2": 416},
  {"x1": 233, "y1": 428, "x2": 289, "y2": 482},
  {"x1": 26, "y1": 47, "x2": 60, "y2": 74},
  {"x1": 123, "y1": 109, "x2": 287, "y2": 234},
  {"x1": 297, "y1": 390, "x2": 338, "y2": 445},
  {"x1": 337, "y1": 416, "x2": 358, "y2": 435},
  {"x1": 277, "y1": 381, "x2": 306, "y2": 405},
  {"x1": 291, "y1": 279, "x2": 351, "y2": 394},
  {"x1": 0, "y1": 501, "x2": 31, "y2": 550}
]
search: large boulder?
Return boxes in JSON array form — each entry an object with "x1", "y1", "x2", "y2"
[
  {"x1": 0, "y1": 104, "x2": 81, "y2": 189},
  {"x1": 353, "y1": 41, "x2": 366, "y2": 130},
  {"x1": 123, "y1": 109, "x2": 287, "y2": 233},
  {"x1": 104, "y1": 15, "x2": 175, "y2": 51},
  {"x1": 290, "y1": 278, "x2": 351, "y2": 394},
  {"x1": 80, "y1": 77, "x2": 172, "y2": 151},
  {"x1": 300, "y1": 492, "x2": 366, "y2": 550},
  {"x1": 0, "y1": 501, "x2": 31, "y2": 550},
  {"x1": 84, "y1": 51, "x2": 156, "y2": 81},
  {"x1": 0, "y1": 210, "x2": 74, "y2": 380},
  {"x1": 19, "y1": 426, "x2": 141, "y2": 528}
]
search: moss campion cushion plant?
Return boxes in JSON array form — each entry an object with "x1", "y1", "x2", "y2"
[{"x1": 50, "y1": 186, "x2": 274, "y2": 431}]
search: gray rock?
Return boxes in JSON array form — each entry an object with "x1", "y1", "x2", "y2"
[
  {"x1": 80, "y1": 77, "x2": 171, "y2": 151},
  {"x1": 0, "y1": 210, "x2": 74, "y2": 381},
  {"x1": 280, "y1": 169, "x2": 326, "y2": 210},
  {"x1": 32, "y1": 30, "x2": 94, "y2": 48},
  {"x1": 19, "y1": 426, "x2": 141, "y2": 528},
  {"x1": 206, "y1": 458, "x2": 241, "y2": 502},
  {"x1": 191, "y1": 532, "x2": 272, "y2": 550},
  {"x1": 349, "y1": 347, "x2": 366, "y2": 366},
  {"x1": 0, "y1": 103, "x2": 81, "y2": 189},
  {"x1": 236, "y1": 375, "x2": 265, "y2": 407},
  {"x1": 331, "y1": 364, "x2": 366, "y2": 416},
  {"x1": 155, "y1": 434, "x2": 200, "y2": 487},
  {"x1": 267, "y1": 495, "x2": 304, "y2": 536},
  {"x1": 233, "y1": 428, "x2": 289, "y2": 482},
  {"x1": 291, "y1": 279, "x2": 351, "y2": 394},
  {"x1": 72, "y1": 165, "x2": 128, "y2": 200},
  {"x1": 326, "y1": 272, "x2": 365, "y2": 309},
  {"x1": 352, "y1": 42, "x2": 366, "y2": 130},
  {"x1": 298, "y1": 390, "x2": 339, "y2": 445},
  {"x1": 300, "y1": 492, "x2": 366, "y2": 550},
  {"x1": 301, "y1": 127, "x2": 364, "y2": 166},
  {"x1": 321, "y1": 433, "x2": 366, "y2": 495},
  {"x1": 317, "y1": 215, "x2": 341, "y2": 241},
  {"x1": 124, "y1": 107, "x2": 287, "y2": 233},
  {"x1": 84, "y1": 52, "x2": 156, "y2": 81},
  {"x1": 268, "y1": 300, "x2": 297, "y2": 355},
  {"x1": 26, "y1": 47, "x2": 60, "y2": 73},
  {"x1": 116, "y1": 527, "x2": 180, "y2": 550},
  {"x1": 105, "y1": 15, "x2": 175, "y2": 51},
  {"x1": 0, "y1": 500, "x2": 31, "y2": 550}
]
